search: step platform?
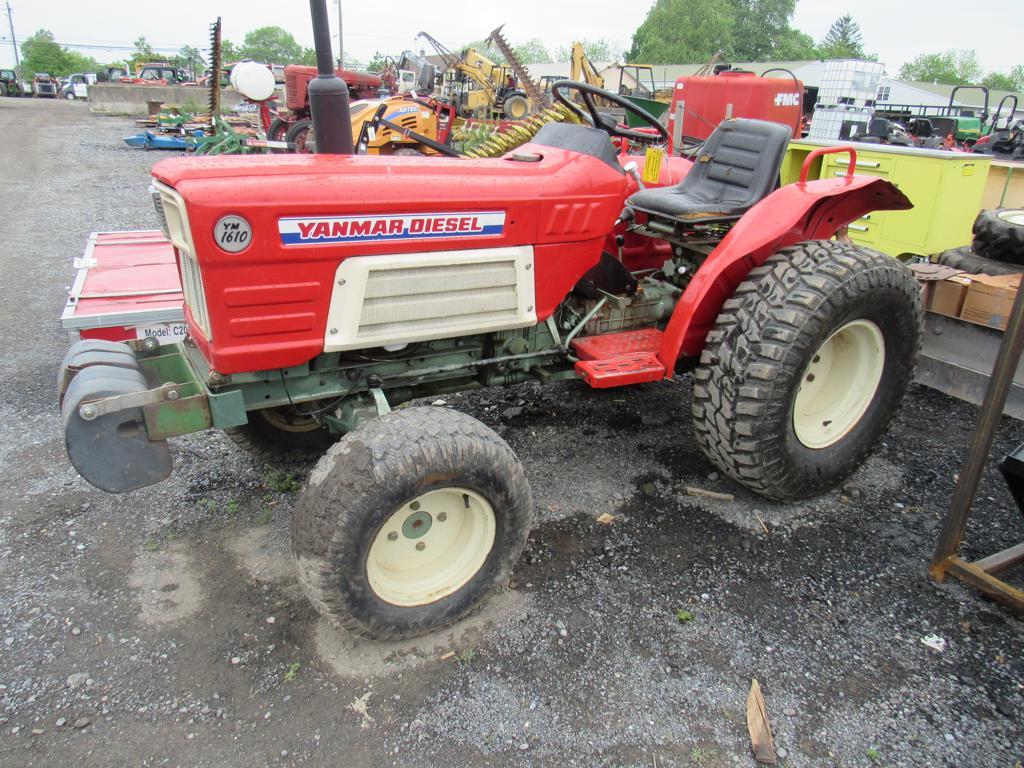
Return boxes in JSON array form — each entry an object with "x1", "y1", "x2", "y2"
[{"x1": 571, "y1": 328, "x2": 667, "y2": 388}]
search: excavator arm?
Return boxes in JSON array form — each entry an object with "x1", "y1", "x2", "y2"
[{"x1": 569, "y1": 42, "x2": 604, "y2": 89}]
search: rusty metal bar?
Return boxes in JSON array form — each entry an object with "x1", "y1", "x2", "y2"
[
  {"x1": 930, "y1": 270, "x2": 1024, "y2": 580},
  {"x1": 974, "y1": 542, "x2": 1024, "y2": 576},
  {"x1": 943, "y1": 557, "x2": 1024, "y2": 613}
]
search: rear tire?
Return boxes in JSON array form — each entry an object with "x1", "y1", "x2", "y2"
[
  {"x1": 291, "y1": 407, "x2": 533, "y2": 640},
  {"x1": 972, "y1": 208, "x2": 1024, "y2": 264},
  {"x1": 692, "y1": 240, "x2": 923, "y2": 501}
]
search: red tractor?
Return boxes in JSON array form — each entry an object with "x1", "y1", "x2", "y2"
[
  {"x1": 271, "y1": 63, "x2": 383, "y2": 150},
  {"x1": 59, "y1": 5, "x2": 922, "y2": 642}
]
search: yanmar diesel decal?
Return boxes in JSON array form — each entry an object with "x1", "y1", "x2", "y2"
[{"x1": 278, "y1": 211, "x2": 505, "y2": 245}]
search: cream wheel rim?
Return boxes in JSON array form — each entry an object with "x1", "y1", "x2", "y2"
[
  {"x1": 997, "y1": 209, "x2": 1024, "y2": 227},
  {"x1": 793, "y1": 319, "x2": 885, "y2": 449},
  {"x1": 366, "y1": 488, "x2": 496, "y2": 607}
]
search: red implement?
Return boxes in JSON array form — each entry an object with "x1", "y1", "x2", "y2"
[{"x1": 60, "y1": 231, "x2": 185, "y2": 344}]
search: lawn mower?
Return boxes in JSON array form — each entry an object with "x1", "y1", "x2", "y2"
[{"x1": 58, "y1": 0, "x2": 922, "y2": 641}]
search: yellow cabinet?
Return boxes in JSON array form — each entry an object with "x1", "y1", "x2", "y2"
[{"x1": 782, "y1": 140, "x2": 992, "y2": 258}]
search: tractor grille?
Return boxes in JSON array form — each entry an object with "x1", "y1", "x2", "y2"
[
  {"x1": 325, "y1": 247, "x2": 536, "y2": 351},
  {"x1": 360, "y1": 262, "x2": 518, "y2": 335},
  {"x1": 150, "y1": 181, "x2": 212, "y2": 340}
]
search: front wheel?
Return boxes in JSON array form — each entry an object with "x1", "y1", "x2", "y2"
[
  {"x1": 224, "y1": 405, "x2": 335, "y2": 461},
  {"x1": 692, "y1": 240, "x2": 923, "y2": 501},
  {"x1": 267, "y1": 117, "x2": 290, "y2": 153},
  {"x1": 285, "y1": 118, "x2": 313, "y2": 154},
  {"x1": 291, "y1": 407, "x2": 533, "y2": 640},
  {"x1": 503, "y1": 94, "x2": 529, "y2": 120}
]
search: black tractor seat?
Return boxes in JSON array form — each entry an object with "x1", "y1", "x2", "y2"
[{"x1": 626, "y1": 118, "x2": 791, "y2": 223}]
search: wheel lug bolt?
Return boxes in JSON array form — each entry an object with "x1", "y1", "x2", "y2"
[
  {"x1": 415, "y1": 542, "x2": 425, "y2": 551},
  {"x1": 387, "y1": 532, "x2": 398, "y2": 541},
  {"x1": 806, "y1": 374, "x2": 815, "y2": 382},
  {"x1": 410, "y1": 501, "x2": 420, "y2": 511},
  {"x1": 437, "y1": 512, "x2": 447, "y2": 522}
]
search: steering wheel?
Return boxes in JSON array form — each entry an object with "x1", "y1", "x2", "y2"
[{"x1": 551, "y1": 80, "x2": 670, "y2": 145}]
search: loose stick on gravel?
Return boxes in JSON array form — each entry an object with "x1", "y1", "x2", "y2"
[
  {"x1": 746, "y1": 678, "x2": 777, "y2": 764},
  {"x1": 685, "y1": 486, "x2": 735, "y2": 501}
]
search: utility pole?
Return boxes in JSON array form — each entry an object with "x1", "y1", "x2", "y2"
[
  {"x1": 335, "y1": 0, "x2": 343, "y2": 68},
  {"x1": 5, "y1": 1, "x2": 18, "y2": 67}
]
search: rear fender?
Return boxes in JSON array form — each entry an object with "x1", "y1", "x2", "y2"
[{"x1": 657, "y1": 175, "x2": 912, "y2": 370}]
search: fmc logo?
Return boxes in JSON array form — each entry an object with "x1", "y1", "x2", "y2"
[
  {"x1": 278, "y1": 211, "x2": 506, "y2": 245},
  {"x1": 774, "y1": 92, "x2": 801, "y2": 107}
]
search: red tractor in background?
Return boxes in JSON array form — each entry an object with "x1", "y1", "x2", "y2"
[
  {"x1": 269, "y1": 64, "x2": 384, "y2": 149},
  {"x1": 58, "y1": 2, "x2": 923, "y2": 642}
]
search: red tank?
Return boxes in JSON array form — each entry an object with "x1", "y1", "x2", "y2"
[{"x1": 668, "y1": 70, "x2": 803, "y2": 143}]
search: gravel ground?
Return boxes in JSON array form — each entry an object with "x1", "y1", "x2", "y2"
[{"x1": 1, "y1": 97, "x2": 1023, "y2": 768}]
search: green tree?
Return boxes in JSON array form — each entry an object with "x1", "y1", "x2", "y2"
[
  {"x1": 983, "y1": 72, "x2": 1017, "y2": 91},
  {"x1": 629, "y1": 0, "x2": 735, "y2": 64},
  {"x1": 728, "y1": 0, "x2": 798, "y2": 60},
  {"x1": 21, "y1": 29, "x2": 71, "y2": 76},
  {"x1": 773, "y1": 28, "x2": 817, "y2": 60},
  {"x1": 981, "y1": 66, "x2": 1024, "y2": 92},
  {"x1": 581, "y1": 38, "x2": 620, "y2": 62},
  {"x1": 173, "y1": 45, "x2": 205, "y2": 78},
  {"x1": 367, "y1": 51, "x2": 390, "y2": 71},
  {"x1": 555, "y1": 38, "x2": 621, "y2": 63},
  {"x1": 818, "y1": 15, "x2": 865, "y2": 59},
  {"x1": 219, "y1": 39, "x2": 240, "y2": 64},
  {"x1": 239, "y1": 26, "x2": 303, "y2": 64},
  {"x1": 513, "y1": 39, "x2": 553, "y2": 65},
  {"x1": 129, "y1": 36, "x2": 156, "y2": 70},
  {"x1": 65, "y1": 51, "x2": 99, "y2": 75},
  {"x1": 461, "y1": 39, "x2": 505, "y2": 64},
  {"x1": 899, "y1": 49, "x2": 983, "y2": 85}
]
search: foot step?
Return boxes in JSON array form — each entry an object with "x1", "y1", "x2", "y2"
[{"x1": 571, "y1": 329, "x2": 666, "y2": 388}]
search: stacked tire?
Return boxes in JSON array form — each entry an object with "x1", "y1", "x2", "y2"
[
  {"x1": 972, "y1": 209, "x2": 1024, "y2": 264},
  {"x1": 935, "y1": 208, "x2": 1024, "y2": 274}
]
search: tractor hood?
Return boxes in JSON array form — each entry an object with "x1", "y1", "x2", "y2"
[
  {"x1": 150, "y1": 146, "x2": 631, "y2": 374},
  {"x1": 151, "y1": 147, "x2": 628, "y2": 251}
]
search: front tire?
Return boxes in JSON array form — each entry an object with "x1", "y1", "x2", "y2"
[
  {"x1": 267, "y1": 117, "x2": 290, "y2": 153},
  {"x1": 692, "y1": 240, "x2": 922, "y2": 501},
  {"x1": 291, "y1": 407, "x2": 533, "y2": 640},
  {"x1": 224, "y1": 405, "x2": 335, "y2": 460},
  {"x1": 285, "y1": 118, "x2": 312, "y2": 154},
  {"x1": 503, "y1": 94, "x2": 529, "y2": 120}
]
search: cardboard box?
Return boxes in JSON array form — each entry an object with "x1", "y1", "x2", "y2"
[
  {"x1": 929, "y1": 274, "x2": 974, "y2": 318},
  {"x1": 959, "y1": 273, "x2": 1022, "y2": 330}
]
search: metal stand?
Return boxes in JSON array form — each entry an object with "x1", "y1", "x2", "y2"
[{"x1": 930, "y1": 271, "x2": 1024, "y2": 612}]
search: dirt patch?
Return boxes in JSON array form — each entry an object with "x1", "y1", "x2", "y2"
[{"x1": 128, "y1": 544, "x2": 204, "y2": 625}]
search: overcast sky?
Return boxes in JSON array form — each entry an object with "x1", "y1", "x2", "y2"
[{"x1": 1, "y1": 0, "x2": 1020, "y2": 75}]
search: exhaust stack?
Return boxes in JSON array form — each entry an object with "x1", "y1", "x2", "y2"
[{"x1": 307, "y1": 0, "x2": 354, "y2": 154}]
